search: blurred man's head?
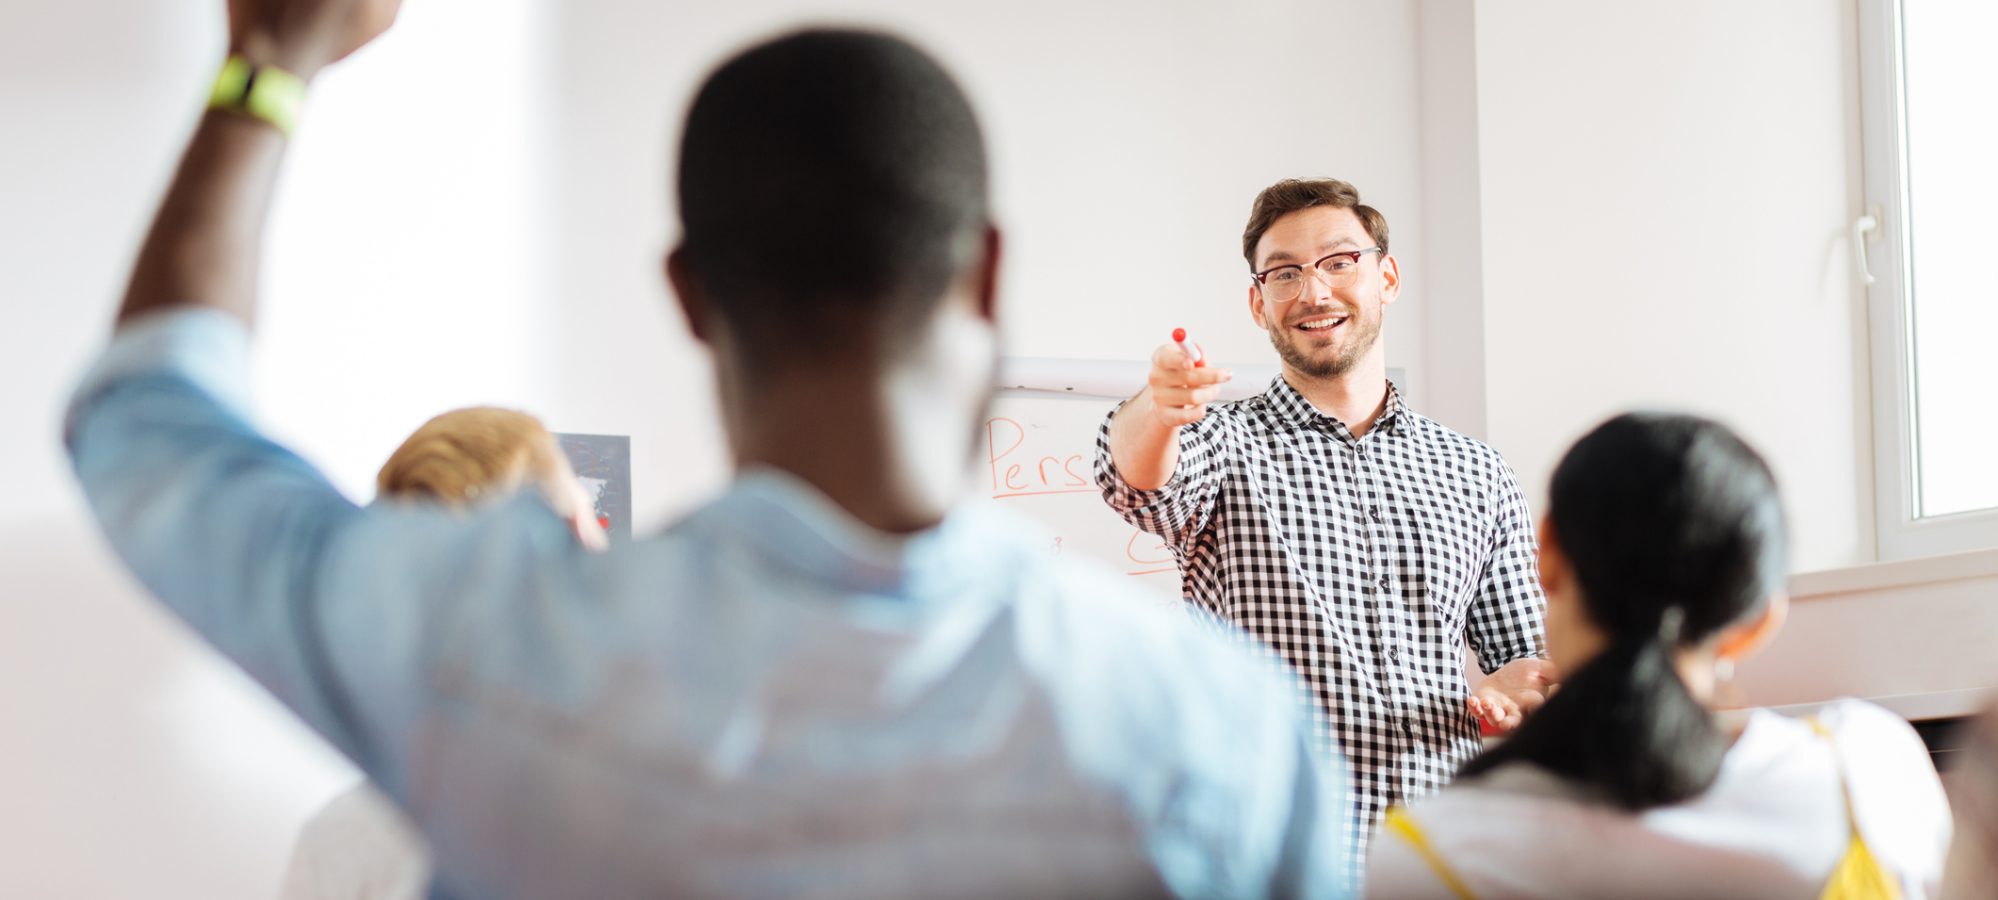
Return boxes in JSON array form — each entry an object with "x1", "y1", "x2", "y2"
[
  {"x1": 665, "y1": 29, "x2": 1002, "y2": 532},
  {"x1": 668, "y1": 28, "x2": 997, "y2": 381},
  {"x1": 378, "y1": 407, "x2": 608, "y2": 550}
]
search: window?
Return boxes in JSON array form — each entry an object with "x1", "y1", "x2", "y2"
[{"x1": 1858, "y1": 0, "x2": 1998, "y2": 559}]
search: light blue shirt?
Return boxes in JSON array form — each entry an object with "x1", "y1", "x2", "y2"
[{"x1": 67, "y1": 309, "x2": 1352, "y2": 899}]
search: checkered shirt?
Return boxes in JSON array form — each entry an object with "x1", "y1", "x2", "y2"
[{"x1": 1094, "y1": 377, "x2": 1547, "y2": 860}]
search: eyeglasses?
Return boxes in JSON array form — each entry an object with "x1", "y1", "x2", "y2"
[{"x1": 1250, "y1": 247, "x2": 1382, "y2": 303}]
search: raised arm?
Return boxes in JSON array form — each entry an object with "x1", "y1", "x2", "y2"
[
  {"x1": 119, "y1": 0, "x2": 399, "y2": 327},
  {"x1": 66, "y1": 0, "x2": 443, "y2": 769}
]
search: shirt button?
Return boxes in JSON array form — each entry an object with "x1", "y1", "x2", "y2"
[
  {"x1": 1388, "y1": 646, "x2": 1401, "y2": 662},
  {"x1": 1379, "y1": 576, "x2": 1392, "y2": 593},
  {"x1": 1369, "y1": 506, "x2": 1383, "y2": 521}
]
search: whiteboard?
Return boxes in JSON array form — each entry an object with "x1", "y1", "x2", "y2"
[
  {"x1": 998, "y1": 356, "x2": 1278, "y2": 402},
  {"x1": 977, "y1": 392, "x2": 1183, "y2": 606}
]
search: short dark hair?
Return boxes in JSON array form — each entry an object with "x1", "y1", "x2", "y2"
[
  {"x1": 1240, "y1": 178, "x2": 1389, "y2": 269},
  {"x1": 1458, "y1": 412, "x2": 1788, "y2": 810},
  {"x1": 676, "y1": 29, "x2": 989, "y2": 355}
]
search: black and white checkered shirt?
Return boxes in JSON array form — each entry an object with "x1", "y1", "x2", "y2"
[{"x1": 1095, "y1": 377, "x2": 1546, "y2": 858}]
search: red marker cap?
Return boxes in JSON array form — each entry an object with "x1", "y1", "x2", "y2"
[{"x1": 1171, "y1": 328, "x2": 1204, "y2": 367}]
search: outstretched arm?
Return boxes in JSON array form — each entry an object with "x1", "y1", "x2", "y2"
[{"x1": 1094, "y1": 341, "x2": 1236, "y2": 553}]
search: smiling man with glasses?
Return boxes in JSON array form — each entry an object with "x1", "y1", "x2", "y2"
[{"x1": 1095, "y1": 178, "x2": 1555, "y2": 862}]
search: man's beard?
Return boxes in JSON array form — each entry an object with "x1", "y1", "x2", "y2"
[{"x1": 1268, "y1": 303, "x2": 1381, "y2": 379}]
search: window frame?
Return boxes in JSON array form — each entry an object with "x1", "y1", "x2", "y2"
[{"x1": 1858, "y1": 0, "x2": 1998, "y2": 560}]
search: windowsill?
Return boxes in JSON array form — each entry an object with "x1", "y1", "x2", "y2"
[
  {"x1": 1760, "y1": 688, "x2": 1992, "y2": 723},
  {"x1": 1788, "y1": 546, "x2": 1998, "y2": 599}
]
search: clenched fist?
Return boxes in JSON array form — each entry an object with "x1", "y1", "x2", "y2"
[
  {"x1": 227, "y1": 0, "x2": 401, "y2": 77},
  {"x1": 1142, "y1": 339, "x2": 1232, "y2": 428}
]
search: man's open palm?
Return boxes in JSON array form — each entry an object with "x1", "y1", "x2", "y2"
[{"x1": 1468, "y1": 657, "x2": 1558, "y2": 735}]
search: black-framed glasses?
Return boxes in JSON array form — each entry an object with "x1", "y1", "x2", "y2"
[{"x1": 1250, "y1": 247, "x2": 1382, "y2": 303}]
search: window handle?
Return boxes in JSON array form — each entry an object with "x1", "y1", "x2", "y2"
[{"x1": 1854, "y1": 206, "x2": 1882, "y2": 287}]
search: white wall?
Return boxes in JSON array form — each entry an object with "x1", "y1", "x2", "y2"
[
  {"x1": 1415, "y1": 0, "x2": 1488, "y2": 439},
  {"x1": 1741, "y1": 551, "x2": 1998, "y2": 720},
  {"x1": 0, "y1": 1, "x2": 558, "y2": 895},
  {"x1": 1467, "y1": 0, "x2": 1874, "y2": 574},
  {"x1": 257, "y1": 0, "x2": 558, "y2": 496},
  {"x1": 0, "y1": 2, "x2": 336, "y2": 895},
  {"x1": 1447, "y1": 0, "x2": 1998, "y2": 727}
]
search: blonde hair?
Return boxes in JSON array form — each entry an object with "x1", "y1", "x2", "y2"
[{"x1": 377, "y1": 407, "x2": 566, "y2": 507}]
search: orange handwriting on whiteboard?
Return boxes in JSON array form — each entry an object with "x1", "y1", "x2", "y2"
[
  {"x1": 986, "y1": 417, "x2": 1093, "y2": 499},
  {"x1": 1126, "y1": 529, "x2": 1172, "y2": 565},
  {"x1": 1124, "y1": 529, "x2": 1176, "y2": 577}
]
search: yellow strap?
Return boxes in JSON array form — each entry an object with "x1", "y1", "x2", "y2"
[
  {"x1": 1806, "y1": 715, "x2": 1904, "y2": 900},
  {"x1": 1806, "y1": 717, "x2": 1868, "y2": 837},
  {"x1": 1384, "y1": 806, "x2": 1478, "y2": 900},
  {"x1": 209, "y1": 55, "x2": 306, "y2": 136}
]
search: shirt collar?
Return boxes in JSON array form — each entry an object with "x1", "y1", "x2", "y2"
[{"x1": 1263, "y1": 375, "x2": 1409, "y2": 439}]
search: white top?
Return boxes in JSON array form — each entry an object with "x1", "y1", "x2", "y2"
[
  {"x1": 1365, "y1": 699, "x2": 1952, "y2": 899},
  {"x1": 280, "y1": 783, "x2": 431, "y2": 900}
]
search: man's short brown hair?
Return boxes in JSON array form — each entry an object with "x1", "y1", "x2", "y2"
[{"x1": 1240, "y1": 178, "x2": 1390, "y2": 270}]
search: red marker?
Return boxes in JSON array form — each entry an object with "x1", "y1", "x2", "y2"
[{"x1": 1171, "y1": 327, "x2": 1205, "y2": 367}]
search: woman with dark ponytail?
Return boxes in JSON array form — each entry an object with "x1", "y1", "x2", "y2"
[{"x1": 1366, "y1": 413, "x2": 1950, "y2": 899}]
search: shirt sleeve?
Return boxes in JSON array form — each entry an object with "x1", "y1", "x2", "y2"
[
  {"x1": 64, "y1": 308, "x2": 577, "y2": 788},
  {"x1": 279, "y1": 783, "x2": 432, "y2": 900},
  {"x1": 1463, "y1": 459, "x2": 1547, "y2": 674},
  {"x1": 1830, "y1": 699, "x2": 1954, "y2": 897},
  {"x1": 1092, "y1": 404, "x2": 1227, "y2": 552}
]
